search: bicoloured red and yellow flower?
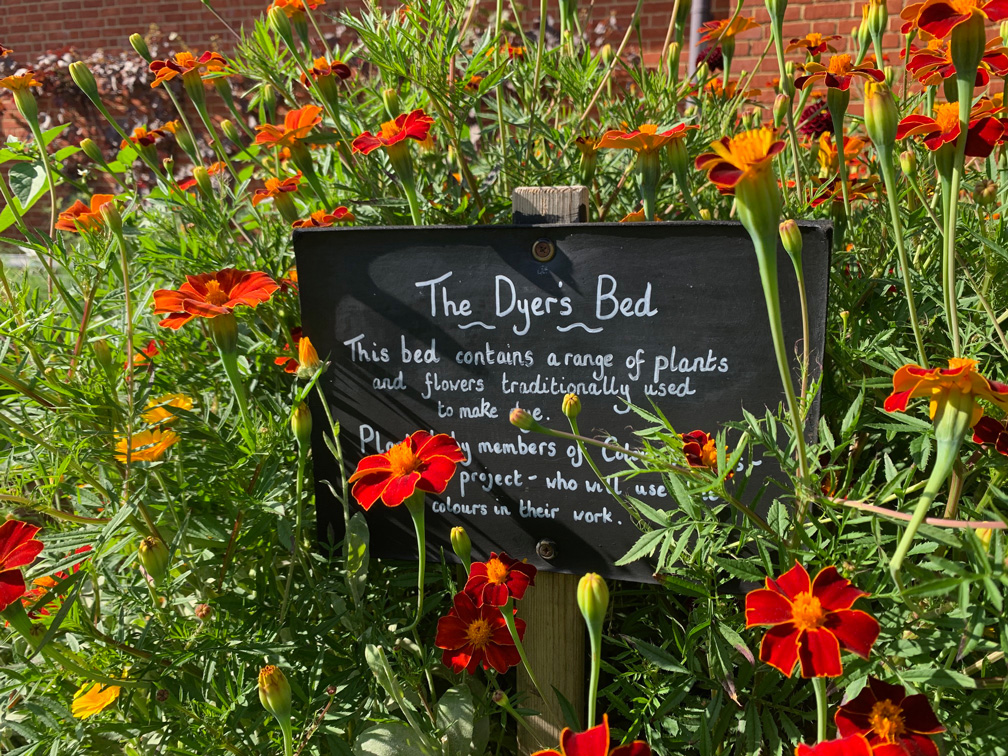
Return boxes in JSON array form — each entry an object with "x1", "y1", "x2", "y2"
[
  {"x1": 291, "y1": 207, "x2": 355, "y2": 228},
  {"x1": 809, "y1": 175, "x2": 878, "y2": 209},
  {"x1": 794, "y1": 53, "x2": 884, "y2": 91},
  {"x1": 55, "y1": 194, "x2": 116, "y2": 233},
  {"x1": 114, "y1": 428, "x2": 180, "y2": 463},
  {"x1": 0, "y1": 45, "x2": 11, "y2": 57},
  {"x1": 903, "y1": 0, "x2": 1008, "y2": 40},
  {"x1": 817, "y1": 133, "x2": 868, "y2": 177},
  {"x1": 299, "y1": 56, "x2": 351, "y2": 87},
  {"x1": 269, "y1": 0, "x2": 324, "y2": 18},
  {"x1": 698, "y1": 16, "x2": 760, "y2": 45},
  {"x1": 695, "y1": 128, "x2": 785, "y2": 192},
  {"x1": 121, "y1": 125, "x2": 169, "y2": 149},
  {"x1": 896, "y1": 102, "x2": 1005, "y2": 157},
  {"x1": 701, "y1": 79, "x2": 761, "y2": 99},
  {"x1": 434, "y1": 590, "x2": 523, "y2": 674},
  {"x1": 786, "y1": 32, "x2": 842, "y2": 58},
  {"x1": 884, "y1": 358, "x2": 1008, "y2": 421},
  {"x1": 152, "y1": 269, "x2": 279, "y2": 329},
  {"x1": 681, "y1": 430, "x2": 718, "y2": 470},
  {"x1": 531, "y1": 715, "x2": 651, "y2": 756},
  {"x1": 275, "y1": 327, "x2": 302, "y2": 373},
  {"x1": 0, "y1": 70, "x2": 41, "y2": 93},
  {"x1": 464, "y1": 552, "x2": 537, "y2": 607},
  {"x1": 126, "y1": 339, "x2": 161, "y2": 371},
  {"x1": 973, "y1": 415, "x2": 1008, "y2": 454},
  {"x1": 835, "y1": 677, "x2": 945, "y2": 756},
  {"x1": 905, "y1": 37, "x2": 1008, "y2": 86},
  {"x1": 178, "y1": 161, "x2": 226, "y2": 192},
  {"x1": 252, "y1": 173, "x2": 303, "y2": 206},
  {"x1": 348, "y1": 430, "x2": 465, "y2": 509},
  {"x1": 0, "y1": 520, "x2": 45, "y2": 612},
  {"x1": 745, "y1": 562, "x2": 880, "y2": 677},
  {"x1": 351, "y1": 109, "x2": 435, "y2": 155},
  {"x1": 597, "y1": 124, "x2": 696, "y2": 154},
  {"x1": 254, "y1": 105, "x2": 323, "y2": 149},
  {"x1": 149, "y1": 51, "x2": 227, "y2": 88},
  {"x1": 20, "y1": 545, "x2": 91, "y2": 618},
  {"x1": 794, "y1": 735, "x2": 873, "y2": 756}
]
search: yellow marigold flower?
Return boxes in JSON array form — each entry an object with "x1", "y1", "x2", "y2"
[
  {"x1": 115, "y1": 428, "x2": 180, "y2": 463},
  {"x1": 142, "y1": 393, "x2": 194, "y2": 425},
  {"x1": 72, "y1": 683, "x2": 121, "y2": 719}
]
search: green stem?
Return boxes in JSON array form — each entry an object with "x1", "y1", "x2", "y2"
[
  {"x1": 830, "y1": 110, "x2": 851, "y2": 218},
  {"x1": 279, "y1": 447, "x2": 308, "y2": 623},
  {"x1": 787, "y1": 254, "x2": 811, "y2": 406},
  {"x1": 586, "y1": 612, "x2": 601, "y2": 728},
  {"x1": 501, "y1": 599, "x2": 546, "y2": 702},
  {"x1": 403, "y1": 181, "x2": 424, "y2": 226},
  {"x1": 315, "y1": 382, "x2": 350, "y2": 533},
  {"x1": 280, "y1": 718, "x2": 294, "y2": 756},
  {"x1": 812, "y1": 677, "x2": 828, "y2": 742},
  {"x1": 402, "y1": 492, "x2": 426, "y2": 633},
  {"x1": 946, "y1": 79, "x2": 972, "y2": 357},
  {"x1": 27, "y1": 120, "x2": 58, "y2": 239},
  {"x1": 218, "y1": 348, "x2": 254, "y2": 433}
]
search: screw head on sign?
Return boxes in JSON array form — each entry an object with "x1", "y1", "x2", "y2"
[
  {"x1": 532, "y1": 238, "x2": 555, "y2": 262},
  {"x1": 536, "y1": 539, "x2": 557, "y2": 560}
]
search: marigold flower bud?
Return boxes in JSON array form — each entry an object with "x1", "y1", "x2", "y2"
[
  {"x1": 129, "y1": 33, "x2": 152, "y2": 62},
  {"x1": 699, "y1": 207, "x2": 711, "y2": 220},
  {"x1": 577, "y1": 573, "x2": 609, "y2": 633},
  {"x1": 138, "y1": 536, "x2": 170, "y2": 583},
  {"x1": 93, "y1": 339, "x2": 113, "y2": 371},
  {"x1": 194, "y1": 603, "x2": 213, "y2": 621},
  {"x1": 562, "y1": 393, "x2": 581, "y2": 420},
  {"x1": 973, "y1": 179, "x2": 997, "y2": 207},
  {"x1": 976, "y1": 527, "x2": 992, "y2": 551},
  {"x1": 509, "y1": 407, "x2": 536, "y2": 431},
  {"x1": 173, "y1": 127, "x2": 197, "y2": 157},
  {"x1": 193, "y1": 166, "x2": 214, "y2": 199},
  {"x1": 864, "y1": 81, "x2": 897, "y2": 150},
  {"x1": 100, "y1": 201, "x2": 123, "y2": 235},
  {"x1": 666, "y1": 42, "x2": 679, "y2": 67},
  {"x1": 899, "y1": 149, "x2": 916, "y2": 175},
  {"x1": 840, "y1": 310, "x2": 850, "y2": 333},
  {"x1": 258, "y1": 665, "x2": 292, "y2": 721},
  {"x1": 782, "y1": 62, "x2": 797, "y2": 98},
  {"x1": 296, "y1": 336, "x2": 323, "y2": 380},
  {"x1": 382, "y1": 87, "x2": 401, "y2": 119},
  {"x1": 267, "y1": 6, "x2": 295, "y2": 45},
  {"x1": 772, "y1": 94, "x2": 789, "y2": 128},
  {"x1": 1002, "y1": 19, "x2": 1008, "y2": 44},
  {"x1": 599, "y1": 44, "x2": 613, "y2": 66},
  {"x1": 450, "y1": 526, "x2": 471, "y2": 571},
  {"x1": 79, "y1": 138, "x2": 104, "y2": 164},
  {"x1": 492, "y1": 689, "x2": 509, "y2": 706},
  {"x1": 291, "y1": 402, "x2": 312, "y2": 448},
  {"x1": 868, "y1": 0, "x2": 888, "y2": 39},
  {"x1": 220, "y1": 119, "x2": 241, "y2": 145},
  {"x1": 778, "y1": 219, "x2": 803, "y2": 260},
  {"x1": 69, "y1": 61, "x2": 99, "y2": 101}
]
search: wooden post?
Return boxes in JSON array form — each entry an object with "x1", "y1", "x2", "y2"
[{"x1": 512, "y1": 185, "x2": 589, "y2": 754}]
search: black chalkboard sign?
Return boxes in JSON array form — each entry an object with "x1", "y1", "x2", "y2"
[{"x1": 294, "y1": 222, "x2": 830, "y2": 581}]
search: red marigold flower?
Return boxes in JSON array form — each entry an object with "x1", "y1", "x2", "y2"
[
  {"x1": 745, "y1": 562, "x2": 880, "y2": 678},
  {"x1": 252, "y1": 173, "x2": 303, "y2": 206},
  {"x1": 178, "y1": 161, "x2": 226, "y2": 191},
  {"x1": 597, "y1": 123, "x2": 697, "y2": 154},
  {"x1": 905, "y1": 37, "x2": 1008, "y2": 86},
  {"x1": 809, "y1": 175, "x2": 878, "y2": 209},
  {"x1": 299, "y1": 57, "x2": 351, "y2": 87},
  {"x1": 152, "y1": 268, "x2": 279, "y2": 329},
  {"x1": 695, "y1": 127, "x2": 786, "y2": 192},
  {"x1": 254, "y1": 105, "x2": 323, "y2": 149},
  {"x1": 0, "y1": 70, "x2": 41, "y2": 92},
  {"x1": 501, "y1": 43, "x2": 525, "y2": 59},
  {"x1": 121, "y1": 125, "x2": 169, "y2": 149},
  {"x1": 149, "y1": 51, "x2": 227, "y2": 88},
  {"x1": 348, "y1": 430, "x2": 465, "y2": 509},
  {"x1": 799, "y1": 97, "x2": 834, "y2": 138},
  {"x1": 681, "y1": 430, "x2": 718, "y2": 470},
  {"x1": 55, "y1": 194, "x2": 116, "y2": 233},
  {"x1": 531, "y1": 714, "x2": 651, "y2": 756},
  {"x1": 275, "y1": 326, "x2": 302, "y2": 373},
  {"x1": 291, "y1": 207, "x2": 355, "y2": 228},
  {"x1": 435, "y1": 591, "x2": 524, "y2": 674},
  {"x1": 698, "y1": 16, "x2": 760, "y2": 45},
  {"x1": 795, "y1": 53, "x2": 884, "y2": 91},
  {"x1": 909, "y1": 0, "x2": 1008, "y2": 40},
  {"x1": 786, "y1": 32, "x2": 843, "y2": 58},
  {"x1": 126, "y1": 339, "x2": 162, "y2": 370},
  {"x1": 351, "y1": 109, "x2": 435, "y2": 155},
  {"x1": 884, "y1": 358, "x2": 1008, "y2": 420},
  {"x1": 973, "y1": 415, "x2": 1008, "y2": 454},
  {"x1": 896, "y1": 102, "x2": 1004, "y2": 157},
  {"x1": 835, "y1": 677, "x2": 945, "y2": 756},
  {"x1": 464, "y1": 74, "x2": 483, "y2": 94},
  {"x1": 794, "y1": 734, "x2": 874, "y2": 756},
  {"x1": 464, "y1": 552, "x2": 537, "y2": 607},
  {"x1": 0, "y1": 520, "x2": 45, "y2": 612}
]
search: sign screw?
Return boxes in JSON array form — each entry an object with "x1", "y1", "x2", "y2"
[
  {"x1": 535, "y1": 539, "x2": 557, "y2": 560},
  {"x1": 531, "y1": 238, "x2": 555, "y2": 262}
]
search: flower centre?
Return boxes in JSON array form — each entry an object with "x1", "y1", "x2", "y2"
[
  {"x1": 934, "y1": 103, "x2": 960, "y2": 134},
  {"x1": 790, "y1": 591, "x2": 826, "y2": 631},
  {"x1": 380, "y1": 120, "x2": 402, "y2": 140},
  {"x1": 948, "y1": 0, "x2": 980, "y2": 13},
  {"x1": 386, "y1": 440, "x2": 422, "y2": 477},
  {"x1": 700, "y1": 439, "x2": 718, "y2": 469},
  {"x1": 807, "y1": 33, "x2": 823, "y2": 46},
  {"x1": 485, "y1": 558, "x2": 509, "y2": 585},
  {"x1": 728, "y1": 129, "x2": 773, "y2": 168},
  {"x1": 868, "y1": 700, "x2": 907, "y2": 743},
  {"x1": 203, "y1": 280, "x2": 230, "y2": 306},
  {"x1": 827, "y1": 54, "x2": 853, "y2": 76},
  {"x1": 465, "y1": 618, "x2": 493, "y2": 649}
]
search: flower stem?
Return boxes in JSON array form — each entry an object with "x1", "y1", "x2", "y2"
[
  {"x1": 586, "y1": 605, "x2": 602, "y2": 728},
  {"x1": 280, "y1": 446, "x2": 308, "y2": 624},
  {"x1": 501, "y1": 599, "x2": 546, "y2": 702},
  {"x1": 945, "y1": 79, "x2": 972, "y2": 357},
  {"x1": 812, "y1": 677, "x2": 828, "y2": 743},
  {"x1": 218, "y1": 348, "x2": 254, "y2": 433},
  {"x1": 402, "y1": 492, "x2": 426, "y2": 633},
  {"x1": 829, "y1": 109, "x2": 851, "y2": 218}
]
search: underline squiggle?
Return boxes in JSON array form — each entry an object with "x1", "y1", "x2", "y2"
[
  {"x1": 458, "y1": 321, "x2": 496, "y2": 330},
  {"x1": 556, "y1": 322, "x2": 603, "y2": 333}
]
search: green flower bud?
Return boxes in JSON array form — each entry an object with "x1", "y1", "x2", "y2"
[
  {"x1": 138, "y1": 536, "x2": 170, "y2": 583},
  {"x1": 898, "y1": 149, "x2": 916, "y2": 175},
  {"x1": 782, "y1": 61, "x2": 797, "y2": 98},
  {"x1": 577, "y1": 573, "x2": 609, "y2": 632},
  {"x1": 192, "y1": 166, "x2": 214, "y2": 199},
  {"x1": 291, "y1": 402, "x2": 312, "y2": 449},
  {"x1": 382, "y1": 87, "x2": 401, "y2": 119},
  {"x1": 509, "y1": 407, "x2": 536, "y2": 431},
  {"x1": 1002, "y1": 19, "x2": 1008, "y2": 44},
  {"x1": 258, "y1": 665, "x2": 292, "y2": 721},
  {"x1": 100, "y1": 201, "x2": 123, "y2": 235},
  {"x1": 779, "y1": 219, "x2": 803, "y2": 260},
  {"x1": 220, "y1": 119, "x2": 242, "y2": 145},
  {"x1": 69, "y1": 61, "x2": 99, "y2": 101},
  {"x1": 450, "y1": 526, "x2": 471, "y2": 572},
  {"x1": 129, "y1": 33, "x2": 152, "y2": 62},
  {"x1": 79, "y1": 137, "x2": 105, "y2": 164},
  {"x1": 562, "y1": 393, "x2": 581, "y2": 420},
  {"x1": 864, "y1": 81, "x2": 897, "y2": 150},
  {"x1": 599, "y1": 43, "x2": 613, "y2": 66},
  {"x1": 868, "y1": 0, "x2": 888, "y2": 39},
  {"x1": 773, "y1": 94, "x2": 789, "y2": 129},
  {"x1": 973, "y1": 178, "x2": 997, "y2": 207},
  {"x1": 267, "y1": 6, "x2": 295, "y2": 45},
  {"x1": 950, "y1": 9, "x2": 986, "y2": 80},
  {"x1": 93, "y1": 339, "x2": 113, "y2": 371}
]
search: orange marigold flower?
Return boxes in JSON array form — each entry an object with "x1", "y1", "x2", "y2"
[
  {"x1": 275, "y1": 326, "x2": 302, "y2": 373},
  {"x1": 252, "y1": 173, "x2": 303, "y2": 206},
  {"x1": 152, "y1": 268, "x2": 279, "y2": 329},
  {"x1": 149, "y1": 51, "x2": 227, "y2": 88},
  {"x1": 115, "y1": 428, "x2": 180, "y2": 463},
  {"x1": 55, "y1": 194, "x2": 116, "y2": 233},
  {"x1": 695, "y1": 127, "x2": 786, "y2": 191},
  {"x1": 681, "y1": 430, "x2": 719, "y2": 470},
  {"x1": 809, "y1": 175, "x2": 878, "y2": 208},
  {"x1": 142, "y1": 393, "x2": 194, "y2": 425},
  {"x1": 619, "y1": 209, "x2": 648, "y2": 222},
  {"x1": 120, "y1": 125, "x2": 169, "y2": 149},
  {"x1": 907, "y1": 0, "x2": 1008, "y2": 39},
  {"x1": 269, "y1": 0, "x2": 324, "y2": 18},
  {"x1": 291, "y1": 207, "x2": 355, "y2": 228},
  {"x1": 299, "y1": 56, "x2": 351, "y2": 86},
  {"x1": 786, "y1": 32, "x2": 842, "y2": 57},
  {"x1": 178, "y1": 161, "x2": 226, "y2": 192},
  {"x1": 884, "y1": 358, "x2": 1008, "y2": 422},
  {"x1": 896, "y1": 101, "x2": 1004, "y2": 157},
  {"x1": 0, "y1": 45, "x2": 11, "y2": 57},
  {"x1": 795, "y1": 53, "x2": 884, "y2": 91},
  {"x1": 597, "y1": 123, "x2": 696, "y2": 154},
  {"x1": 352, "y1": 109, "x2": 435, "y2": 154},
  {"x1": 702, "y1": 78, "x2": 761, "y2": 99},
  {"x1": 817, "y1": 132, "x2": 868, "y2": 176},
  {"x1": 72, "y1": 683, "x2": 121, "y2": 719},
  {"x1": 126, "y1": 339, "x2": 161, "y2": 370},
  {"x1": 0, "y1": 70, "x2": 41, "y2": 92},
  {"x1": 502, "y1": 43, "x2": 525, "y2": 59},
  {"x1": 254, "y1": 104, "x2": 323, "y2": 148},
  {"x1": 698, "y1": 16, "x2": 760, "y2": 45},
  {"x1": 464, "y1": 75, "x2": 483, "y2": 94}
]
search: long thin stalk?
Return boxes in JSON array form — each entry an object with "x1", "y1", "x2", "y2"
[
  {"x1": 501, "y1": 598, "x2": 546, "y2": 702},
  {"x1": 812, "y1": 677, "x2": 828, "y2": 742},
  {"x1": 401, "y1": 493, "x2": 426, "y2": 633},
  {"x1": 279, "y1": 447, "x2": 308, "y2": 623},
  {"x1": 945, "y1": 78, "x2": 972, "y2": 357}
]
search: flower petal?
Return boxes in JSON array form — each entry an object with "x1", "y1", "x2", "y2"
[
  {"x1": 797, "y1": 627, "x2": 843, "y2": 678},
  {"x1": 812, "y1": 567, "x2": 868, "y2": 611},
  {"x1": 745, "y1": 588, "x2": 794, "y2": 627},
  {"x1": 900, "y1": 693, "x2": 945, "y2": 734},
  {"x1": 769, "y1": 562, "x2": 811, "y2": 600},
  {"x1": 560, "y1": 716, "x2": 610, "y2": 756},
  {"x1": 823, "y1": 609, "x2": 880, "y2": 659},
  {"x1": 759, "y1": 623, "x2": 801, "y2": 676}
]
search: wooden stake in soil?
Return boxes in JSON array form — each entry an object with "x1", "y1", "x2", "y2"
[{"x1": 511, "y1": 185, "x2": 589, "y2": 753}]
